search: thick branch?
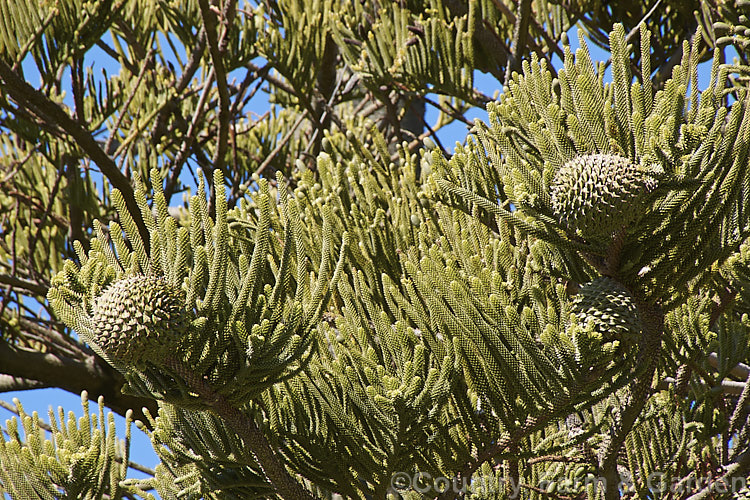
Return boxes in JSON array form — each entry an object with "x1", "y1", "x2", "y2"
[
  {"x1": 0, "y1": 274, "x2": 48, "y2": 297},
  {"x1": 14, "y1": 317, "x2": 82, "y2": 359},
  {"x1": 165, "y1": 357, "x2": 316, "y2": 500},
  {"x1": 685, "y1": 449, "x2": 750, "y2": 500},
  {"x1": 198, "y1": 0, "x2": 234, "y2": 216},
  {"x1": 0, "y1": 341, "x2": 157, "y2": 424},
  {"x1": 657, "y1": 376, "x2": 747, "y2": 396},
  {"x1": 600, "y1": 301, "x2": 663, "y2": 500},
  {"x1": 0, "y1": 374, "x2": 48, "y2": 391},
  {"x1": 0, "y1": 60, "x2": 149, "y2": 248},
  {"x1": 708, "y1": 352, "x2": 750, "y2": 379},
  {"x1": 310, "y1": 35, "x2": 339, "y2": 159},
  {"x1": 504, "y1": 0, "x2": 532, "y2": 86}
]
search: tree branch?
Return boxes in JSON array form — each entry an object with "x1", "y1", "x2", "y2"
[
  {"x1": 504, "y1": 0, "x2": 532, "y2": 86},
  {"x1": 105, "y1": 49, "x2": 155, "y2": 157},
  {"x1": 599, "y1": 301, "x2": 663, "y2": 500},
  {"x1": 685, "y1": 449, "x2": 750, "y2": 500},
  {"x1": 0, "y1": 60, "x2": 150, "y2": 248},
  {"x1": 0, "y1": 274, "x2": 48, "y2": 297},
  {"x1": 255, "y1": 110, "x2": 308, "y2": 177},
  {"x1": 0, "y1": 374, "x2": 49, "y2": 391},
  {"x1": 198, "y1": 0, "x2": 234, "y2": 216},
  {"x1": 708, "y1": 352, "x2": 750, "y2": 379},
  {"x1": 164, "y1": 356, "x2": 316, "y2": 500},
  {"x1": 0, "y1": 340, "x2": 157, "y2": 424},
  {"x1": 14, "y1": 316, "x2": 83, "y2": 359},
  {"x1": 657, "y1": 376, "x2": 747, "y2": 396}
]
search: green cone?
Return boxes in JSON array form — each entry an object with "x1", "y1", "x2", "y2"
[
  {"x1": 572, "y1": 277, "x2": 642, "y2": 339},
  {"x1": 90, "y1": 276, "x2": 187, "y2": 365},
  {"x1": 551, "y1": 154, "x2": 655, "y2": 243}
]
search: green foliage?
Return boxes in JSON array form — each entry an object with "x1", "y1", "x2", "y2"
[
  {"x1": 0, "y1": 0, "x2": 123, "y2": 75},
  {"x1": 441, "y1": 24, "x2": 750, "y2": 306},
  {"x1": 426, "y1": 22, "x2": 750, "y2": 497},
  {"x1": 0, "y1": 143, "x2": 80, "y2": 286},
  {"x1": 564, "y1": 0, "x2": 717, "y2": 83},
  {"x1": 141, "y1": 404, "x2": 272, "y2": 499},
  {"x1": 48, "y1": 168, "x2": 345, "y2": 410},
  {"x1": 256, "y1": 0, "x2": 334, "y2": 98},
  {"x1": 0, "y1": 392, "x2": 151, "y2": 499},
  {"x1": 228, "y1": 129, "x2": 640, "y2": 497},
  {"x1": 5, "y1": 0, "x2": 750, "y2": 498},
  {"x1": 332, "y1": 1, "x2": 476, "y2": 99}
]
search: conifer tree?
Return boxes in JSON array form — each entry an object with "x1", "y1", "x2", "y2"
[{"x1": 4, "y1": 0, "x2": 750, "y2": 499}]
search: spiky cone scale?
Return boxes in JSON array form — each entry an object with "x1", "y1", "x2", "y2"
[
  {"x1": 572, "y1": 277, "x2": 642, "y2": 341},
  {"x1": 90, "y1": 276, "x2": 187, "y2": 366},
  {"x1": 551, "y1": 154, "x2": 656, "y2": 244},
  {"x1": 564, "y1": 276, "x2": 642, "y2": 376}
]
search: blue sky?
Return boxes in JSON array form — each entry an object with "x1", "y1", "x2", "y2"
[{"x1": 0, "y1": 22, "x2": 724, "y2": 497}]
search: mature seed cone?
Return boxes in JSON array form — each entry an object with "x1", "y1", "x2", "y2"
[
  {"x1": 551, "y1": 154, "x2": 655, "y2": 243},
  {"x1": 572, "y1": 277, "x2": 642, "y2": 339},
  {"x1": 90, "y1": 276, "x2": 187, "y2": 365}
]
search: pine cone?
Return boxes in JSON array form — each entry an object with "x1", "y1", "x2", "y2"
[
  {"x1": 572, "y1": 277, "x2": 642, "y2": 340},
  {"x1": 551, "y1": 154, "x2": 656, "y2": 243},
  {"x1": 90, "y1": 276, "x2": 187, "y2": 365}
]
